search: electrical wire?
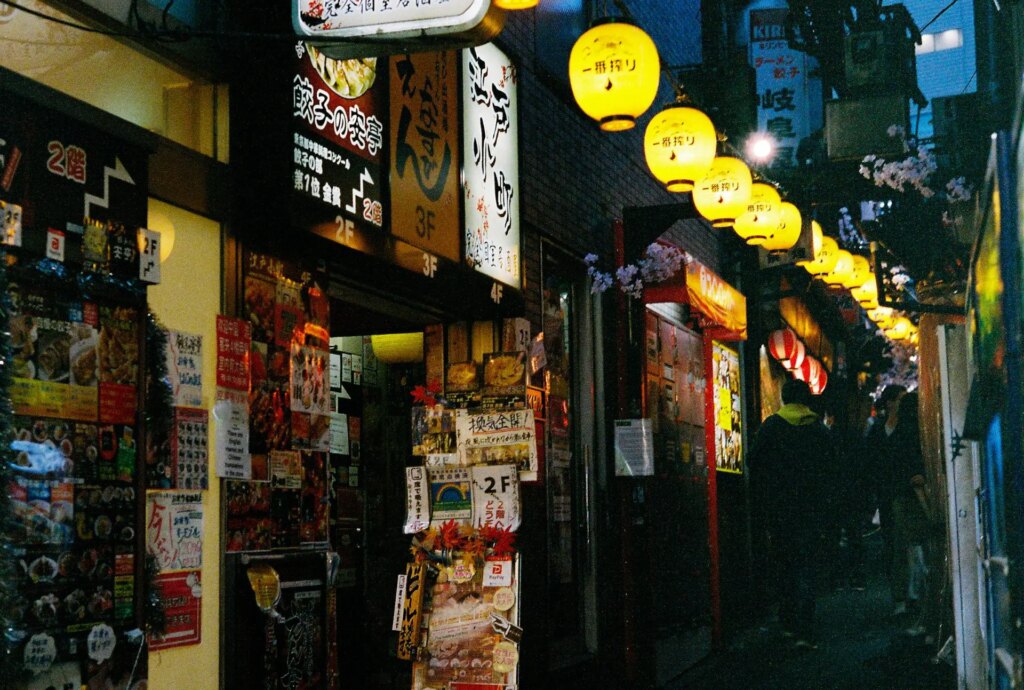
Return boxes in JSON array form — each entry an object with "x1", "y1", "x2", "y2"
[{"x1": 919, "y1": 0, "x2": 961, "y2": 32}]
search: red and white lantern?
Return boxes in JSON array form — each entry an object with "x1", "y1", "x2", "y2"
[
  {"x1": 767, "y1": 328, "x2": 805, "y2": 370},
  {"x1": 809, "y1": 366, "x2": 828, "y2": 395},
  {"x1": 793, "y1": 356, "x2": 820, "y2": 384}
]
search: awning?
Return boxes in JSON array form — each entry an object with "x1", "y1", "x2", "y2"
[{"x1": 645, "y1": 254, "x2": 747, "y2": 341}]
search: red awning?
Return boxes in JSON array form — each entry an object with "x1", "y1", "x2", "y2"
[{"x1": 644, "y1": 254, "x2": 747, "y2": 341}]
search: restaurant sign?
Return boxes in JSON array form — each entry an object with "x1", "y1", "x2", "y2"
[
  {"x1": 644, "y1": 253, "x2": 747, "y2": 341},
  {"x1": 293, "y1": 0, "x2": 504, "y2": 58}
]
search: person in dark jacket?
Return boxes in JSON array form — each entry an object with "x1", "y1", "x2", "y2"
[{"x1": 748, "y1": 378, "x2": 835, "y2": 649}]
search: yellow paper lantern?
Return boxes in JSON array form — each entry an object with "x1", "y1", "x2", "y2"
[
  {"x1": 885, "y1": 317, "x2": 912, "y2": 341},
  {"x1": 761, "y1": 201, "x2": 802, "y2": 253},
  {"x1": 370, "y1": 332, "x2": 424, "y2": 363},
  {"x1": 643, "y1": 103, "x2": 717, "y2": 192},
  {"x1": 821, "y1": 250, "x2": 854, "y2": 286},
  {"x1": 569, "y1": 19, "x2": 660, "y2": 132},
  {"x1": 494, "y1": 0, "x2": 538, "y2": 8},
  {"x1": 851, "y1": 278, "x2": 879, "y2": 309},
  {"x1": 692, "y1": 156, "x2": 753, "y2": 227},
  {"x1": 733, "y1": 182, "x2": 781, "y2": 245},
  {"x1": 804, "y1": 235, "x2": 839, "y2": 276},
  {"x1": 796, "y1": 220, "x2": 823, "y2": 267},
  {"x1": 843, "y1": 255, "x2": 872, "y2": 289},
  {"x1": 867, "y1": 306, "x2": 896, "y2": 330}
]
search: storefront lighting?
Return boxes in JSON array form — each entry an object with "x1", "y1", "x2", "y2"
[
  {"x1": 370, "y1": 332, "x2": 424, "y2": 363},
  {"x1": 843, "y1": 255, "x2": 872, "y2": 290},
  {"x1": 733, "y1": 182, "x2": 781, "y2": 245},
  {"x1": 569, "y1": 19, "x2": 660, "y2": 132},
  {"x1": 820, "y1": 249, "x2": 854, "y2": 287},
  {"x1": 494, "y1": 0, "x2": 539, "y2": 8},
  {"x1": 795, "y1": 220, "x2": 823, "y2": 269},
  {"x1": 768, "y1": 328, "x2": 805, "y2": 370},
  {"x1": 643, "y1": 100, "x2": 717, "y2": 192},
  {"x1": 803, "y1": 234, "x2": 839, "y2": 276},
  {"x1": 691, "y1": 156, "x2": 753, "y2": 227},
  {"x1": 760, "y1": 201, "x2": 801, "y2": 253}
]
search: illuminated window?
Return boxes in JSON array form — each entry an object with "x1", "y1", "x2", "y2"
[{"x1": 916, "y1": 28, "x2": 963, "y2": 55}]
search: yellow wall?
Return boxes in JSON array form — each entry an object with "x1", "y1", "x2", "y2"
[{"x1": 144, "y1": 199, "x2": 222, "y2": 689}]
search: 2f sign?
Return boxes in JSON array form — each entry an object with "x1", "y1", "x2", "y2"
[{"x1": 483, "y1": 474, "x2": 512, "y2": 495}]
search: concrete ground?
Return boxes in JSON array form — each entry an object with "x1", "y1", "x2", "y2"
[{"x1": 664, "y1": 537, "x2": 957, "y2": 689}]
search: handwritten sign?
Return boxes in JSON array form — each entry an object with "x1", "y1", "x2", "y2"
[
  {"x1": 404, "y1": 466, "x2": 430, "y2": 534},
  {"x1": 23, "y1": 633, "x2": 56, "y2": 674},
  {"x1": 471, "y1": 464, "x2": 520, "y2": 532},
  {"x1": 215, "y1": 316, "x2": 251, "y2": 392},
  {"x1": 213, "y1": 399, "x2": 251, "y2": 479},
  {"x1": 167, "y1": 330, "x2": 203, "y2": 407},
  {"x1": 146, "y1": 491, "x2": 203, "y2": 572},
  {"x1": 87, "y1": 623, "x2": 116, "y2": 662},
  {"x1": 456, "y1": 409, "x2": 537, "y2": 480}
]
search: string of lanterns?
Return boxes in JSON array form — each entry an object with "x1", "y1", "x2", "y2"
[{"x1": 767, "y1": 327, "x2": 827, "y2": 395}]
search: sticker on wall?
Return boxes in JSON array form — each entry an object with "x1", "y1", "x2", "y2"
[
  {"x1": 471, "y1": 464, "x2": 520, "y2": 532},
  {"x1": 22, "y1": 632, "x2": 56, "y2": 674},
  {"x1": 404, "y1": 466, "x2": 431, "y2": 534},
  {"x1": 86, "y1": 623, "x2": 116, "y2": 662},
  {"x1": 429, "y1": 466, "x2": 472, "y2": 523}
]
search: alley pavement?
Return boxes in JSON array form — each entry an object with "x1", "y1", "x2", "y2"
[{"x1": 665, "y1": 539, "x2": 957, "y2": 689}]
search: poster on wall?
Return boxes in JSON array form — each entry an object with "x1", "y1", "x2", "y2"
[
  {"x1": 149, "y1": 570, "x2": 202, "y2": 651},
  {"x1": 462, "y1": 43, "x2": 521, "y2": 289},
  {"x1": 456, "y1": 409, "x2": 537, "y2": 480},
  {"x1": 170, "y1": 407, "x2": 209, "y2": 490},
  {"x1": 166, "y1": 330, "x2": 203, "y2": 408},
  {"x1": 712, "y1": 342, "x2": 743, "y2": 474},
  {"x1": 146, "y1": 491, "x2": 203, "y2": 572}
]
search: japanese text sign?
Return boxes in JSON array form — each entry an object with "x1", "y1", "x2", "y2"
[
  {"x1": 216, "y1": 316, "x2": 251, "y2": 392},
  {"x1": 471, "y1": 464, "x2": 521, "y2": 531},
  {"x1": 456, "y1": 409, "x2": 537, "y2": 479},
  {"x1": 463, "y1": 43, "x2": 521, "y2": 289},
  {"x1": 166, "y1": 330, "x2": 203, "y2": 407},
  {"x1": 149, "y1": 570, "x2": 202, "y2": 650},
  {"x1": 146, "y1": 491, "x2": 204, "y2": 572}
]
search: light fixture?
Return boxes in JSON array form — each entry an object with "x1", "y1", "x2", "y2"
[
  {"x1": 733, "y1": 182, "x2": 781, "y2": 245},
  {"x1": 867, "y1": 306, "x2": 896, "y2": 330},
  {"x1": 643, "y1": 100, "x2": 717, "y2": 192},
  {"x1": 494, "y1": 0, "x2": 538, "y2": 8},
  {"x1": 569, "y1": 19, "x2": 660, "y2": 132},
  {"x1": 821, "y1": 249, "x2": 854, "y2": 286},
  {"x1": 768, "y1": 328, "x2": 805, "y2": 371},
  {"x1": 761, "y1": 201, "x2": 802, "y2": 253},
  {"x1": 843, "y1": 255, "x2": 872, "y2": 289},
  {"x1": 796, "y1": 221, "x2": 823, "y2": 268},
  {"x1": 803, "y1": 234, "x2": 839, "y2": 276},
  {"x1": 692, "y1": 156, "x2": 753, "y2": 227},
  {"x1": 851, "y1": 278, "x2": 879, "y2": 309},
  {"x1": 885, "y1": 317, "x2": 912, "y2": 341},
  {"x1": 370, "y1": 332, "x2": 424, "y2": 363},
  {"x1": 746, "y1": 133, "x2": 776, "y2": 163}
]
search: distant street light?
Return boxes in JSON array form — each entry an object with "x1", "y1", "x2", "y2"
[{"x1": 747, "y1": 133, "x2": 776, "y2": 163}]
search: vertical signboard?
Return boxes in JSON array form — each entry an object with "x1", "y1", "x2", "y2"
[
  {"x1": 463, "y1": 43, "x2": 521, "y2": 289},
  {"x1": 712, "y1": 342, "x2": 743, "y2": 474},
  {"x1": 292, "y1": 43, "x2": 387, "y2": 237},
  {"x1": 389, "y1": 51, "x2": 461, "y2": 261},
  {"x1": 749, "y1": 9, "x2": 812, "y2": 170}
]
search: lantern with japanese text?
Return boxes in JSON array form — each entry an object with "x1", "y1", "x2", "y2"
[
  {"x1": 733, "y1": 182, "x2": 781, "y2": 245},
  {"x1": 843, "y1": 254, "x2": 872, "y2": 289},
  {"x1": 692, "y1": 156, "x2": 753, "y2": 227},
  {"x1": 796, "y1": 220, "x2": 823, "y2": 268},
  {"x1": 768, "y1": 328, "x2": 805, "y2": 370},
  {"x1": 821, "y1": 249, "x2": 855, "y2": 286},
  {"x1": 761, "y1": 201, "x2": 802, "y2": 253},
  {"x1": 803, "y1": 234, "x2": 839, "y2": 276},
  {"x1": 569, "y1": 19, "x2": 660, "y2": 132},
  {"x1": 644, "y1": 102, "x2": 717, "y2": 192}
]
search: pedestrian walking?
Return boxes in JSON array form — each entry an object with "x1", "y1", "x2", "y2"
[{"x1": 749, "y1": 378, "x2": 836, "y2": 650}]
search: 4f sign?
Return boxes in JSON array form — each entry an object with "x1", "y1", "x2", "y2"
[{"x1": 293, "y1": 0, "x2": 503, "y2": 59}]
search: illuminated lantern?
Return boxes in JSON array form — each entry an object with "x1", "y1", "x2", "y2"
[
  {"x1": 794, "y1": 356, "x2": 821, "y2": 384},
  {"x1": 569, "y1": 20, "x2": 660, "y2": 132},
  {"x1": 494, "y1": 0, "x2": 538, "y2": 8},
  {"x1": 733, "y1": 182, "x2": 781, "y2": 245},
  {"x1": 644, "y1": 102, "x2": 717, "y2": 192},
  {"x1": 370, "y1": 332, "x2": 424, "y2": 363},
  {"x1": 796, "y1": 220, "x2": 823, "y2": 268},
  {"x1": 867, "y1": 306, "x2": 896, "y2": 330},
  {"x1": 885, "y1": 317, "x2": 913, "y2": 341},
  {"x1": 761, "y1": 201, "x2": 802, "y2": 253},
  {"x1": 810, "y1": 366, "x2": 828, "y2": 395},
  {"x1": 843, "y1": 254, "x2": 872, "y2": 289},
  {"x1": 804, "y1": 235, "x2": 839, "y2": 276},
  {"x1": 851, "y1": 278, "x2": 879, "y2": 309},
  {"x1": 821, "y1": 250, "x2": 854, "y2": 286},
  {"x1": 768, "y1": 328, "x2": 805, "y2": 370},
  {"x1": 692, "y1": 156, "x2": 753, "y2": 227}
]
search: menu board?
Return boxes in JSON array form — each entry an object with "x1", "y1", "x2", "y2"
[
  {"x1": 462, "y1": 43, "x2": 521, "y2": 289},
  {"x1": 713, "y1": 342, "x2": 743, "y2": 474}
]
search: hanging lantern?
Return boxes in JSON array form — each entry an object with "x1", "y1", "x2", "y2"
[
  {"x1": 761, "y1": 201, "x2": 802, "y2": 253},
  {"x1": 885, "y1": 317, "x2": 913, "y2": 341},
  {"x1": 370, "y1": 332, "x2": 424, "y2": 363},
  {"x1": 810, "y1": 366, "x2": 828, "y2": 395},
  {"x1": 644, "y1": 102, "x2": 717, "y2": 192},
  {"x1": 803, "y1": 234, "x2": 839, "y2": 276},
  {"x1": 767, "y1": 328, "x2": 805, "y2": 370},
  {"x1": 733, "y1": 182, "x2": 781, "y2": 245},
  {"x1": 794, "y1": 356, "x2": 821, "y2": 384},
  {"x1": 494, "y1": 0, "x2": 538, "y2": 8},
  {"x1": 821, "y1": 250, "x2": 854, "y2": 286},
  {"x1": 796, "y1": 220, "x2": 823, "y2": 268},
  {"x1": 843, "y1": 255, "x2": 872, "y2": 289},
  {"x1": 569, "y1": 19, "x2": 660, "y2": 132},
  {"x1": 867, "y1": 306, "x2": 896, "y2": 330},
  {"x1": 692, "y1": 156, "x2": 753, "y2": 227},
  {"x1": 851, "y1": 277, "x2": 879, "y2": 309}
]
